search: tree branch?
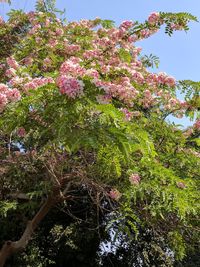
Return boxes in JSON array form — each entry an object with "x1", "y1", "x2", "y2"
[{"x1": 0, "y1": 187, "x2": 63, "y2": 267}]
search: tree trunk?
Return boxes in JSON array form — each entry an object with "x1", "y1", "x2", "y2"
[{"x1": 0, "y1": 190, "x2": 62, "y2": 267}]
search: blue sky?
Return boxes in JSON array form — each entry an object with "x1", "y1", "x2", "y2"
[{"x1": 0, "y1": 0, "x2": 199, "y2": 126}]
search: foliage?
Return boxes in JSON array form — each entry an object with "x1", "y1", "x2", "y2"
[{"x1": 0, "y1": 1, "x2": 199, "y2": 266}]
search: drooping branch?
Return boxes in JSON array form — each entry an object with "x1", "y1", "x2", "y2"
[{"x1": 0, "y1": 187, "x2": 64, "y2": 267}]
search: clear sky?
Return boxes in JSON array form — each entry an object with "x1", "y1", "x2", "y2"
[{"x1": 0, "y1": 0, "x2": 199, "y2": 126}]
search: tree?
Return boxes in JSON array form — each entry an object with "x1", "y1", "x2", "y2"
[{"x1": 0, "y1": 1, "x2": 199, "y2": 266}]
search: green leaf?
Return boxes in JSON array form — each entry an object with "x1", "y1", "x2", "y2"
[
  {"x1": 100, "y1": 19, "x2": 115, "y2": 29},
  {"x1": 119, "y1": 48, "x2": 132, "y2": 63},
  {"x1": 0, "y1": 201, "x2": 17, "y2": 217}
]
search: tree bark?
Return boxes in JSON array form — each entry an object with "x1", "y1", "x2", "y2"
[{"x1": 0, "y1": 190, "x2": 63, "y2": 267}]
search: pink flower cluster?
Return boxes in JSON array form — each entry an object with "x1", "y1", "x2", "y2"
[
  {"x1": 93, "y1": 78, "x2": 138, "y2": 105},
  {"x1": 46, "y1": 15, "x2": 180, "y2": 111},
  {"x1": 67, "y1": 19, "x2": 93, "y2": 29},
  {"x1": 64, "y1": 44, "x2": 81, "y2": 54},
  {"x1": 120, "y1": 108, "x2": 133, "y2": 121},
  {"x1": 170, "y1": 24, "x2": 185, "y2": 31},
  {"x1": 145, "y1": 73, "x2": 176, "y2": 88},
  {"x1": 140, "y1": 89, "x2": 156, "y2": 108},
  {"x1": 129, "y1": 173, "x2": 141, "y2": 185},
  {"x1": 60, "y1": 59, "x2": 86, "y2": 77},
  {"x1": 132, "y1": 71, "x2": 144, "y2": 84},
  {"x1": 94, "y1": 36, "x2": 115, "y2": 49},
  {"x1": 28, "y1": 24, "x2": 41, "y2": 35},
  {"x1": 108, "y1": 189, "x2": 122, "y2": 201},
  {"x1": 24, "y1": 77, "x2": 54, "y2": 91},
  {"x1": 55, "y1": 28, "x2": 64, "y2": 36},
  {"x1": 6, "y1": 88, "x2": 21, "y2": 102},
  {"x1": 48, "y1": 39, "x2": 58, "y2": 48},
  {"x1": 57, "y1": 75, "x2": 84, "y2": 98},
  {"x1": 0, "y1": 94, "x2": 7, "y2": 112},
  {"x1": 6, "y1": 57, "x2": 19, "y2": 70},
  {"x1": 0, "y1": 83, "x2": 21, "y2": 112},
  {"x1": 85, "y1": 69, "x2": 99, "y2": 79},
  {"x1": 148, "y1": 12, "x2": 160, "y2": 25},
  {"x1": 102, "y1": 28, "x2": 126, "y2": 43},
  {"x1": 83, "y1": 50, "x2": 101, "y2": 60},
  {"x1": 157, "y1": 73, "x2": 176, "y2": 87},
  {"x1": 2, "y1": 11, "x2": 193, "y2": 122},
  {"x1": 5, "y1": 68, "x2": 16, "y2": 78},
  {"x1": 9, "y1": 76, "x2": 25, "y2": 86},
  {"x1": 119, "y1": 20, "x2": 134, "y2": 30},
  {"x1": 23, "y1": 57, "x2": 33, "y2": 66}
]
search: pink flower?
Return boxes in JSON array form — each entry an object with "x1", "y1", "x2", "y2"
[
  {"x1": 177, "y1": 182, "x2": 186, "y2": 189},
  {"x1": 158, "y1": 72, "x2": 167, "y2": 84},
  {"x1": 120, "y1": 77, "x2": 131, "y2": 86},
  {"x1": 27, "y1": 11, "x2": 35, "y2": 17},
  {"x1": 132, "y1": 47, "x2": 142, "y2": 56},
  {"x1": 65, "y1": 44, "x2": 81, "y2": 54},
  {"x1": 170, "y1": 23, "x2": 184, "y2": 31},
  {"x1": 140, "y1": 29, "x2": 151, "y2": 38},
  {"x1": 0, "y1": 93, "x2": 8, "y2": 111},
  {"x1": 24, "y1": 57, "x2": 33, "y2": 65},
  {"x1": 57, "y1": 75, "x2": 84, "y2": 98},
  {"x1": 44, "y1": 58, "x2": 52, "y2": 65},
  {"x1": 6, "y1": 88, "x2": 21, "y2": 102},
  {"x1": 5, "y1": 68, "x2": 16, "y2": 78},
  {"x1": 146, "y1": 73, "x2": 158, "y2": 84},
  {"x1": 120, "y1": 20, "x2": 134, "y2": 30},
  {"x1": 85, "y1": 69, "x2": 99, "y2": 79},
  {"x1": 95, "y1": 80, "x2": 137, "y2": 105},
  {"x1": 83, "y1": 50, "x2": 100, "y2": 60},
  {"x1": 129, "y1": 173, "x2": 141, "y2": 185},
  {"x1": 148, "y1": 12, "x2": 160, "y2": 25},
  {"x1": 55, "y1": 28, "x2": 64, "y2": 36},
  {"x1": 45, "y1": 18, "x2": 51, "y2": 27},
  {"x1": 24, "y1": 77, "x2": 54, "y2": 91},
  {"x1": 6, "y1": 57, "x2": 19, "y2": 70},
  {"x1": 0, "y1": 83, "x2": 9, "y2": 94},
  {"x1": 164, "y1": 76, "x2": 176, "y2": 87},
  {"x1": 48, "y1": 39, "x2": 58, "y2": 48},
  {"x1": 60, "y1": 60, "x2": 86, "y2": 77},
  {"x1": 127, "y1": 35, "x2": 135, "y2": 43},
  {"x1": 132, "y1": 72, "x2": 144, "y2": 84},
  {"x1": 144, "y1": 89, "x2": 152, "y2": 98},
  {"x1": 9, "y1": 77, "x2": 24, "y2": 86},
  {"x1": 120, "y1": 108, "x2": 133, "y2": 121},
  {"x1": 24, "y1": 81, "x2": 37, "y2": 91},
  {"x1": 29, "y1": 24, "x2": 41, "y2": 35},
  {"x1": 108, "y1": 189, "x2": 122, "y2": 201},
  {"x1": 79, "y1": 19, "x2": 91, "y2": 28},
  {"x1": 169, "y1": 98, "x2": 178, "y2": 107},
  {"x1": 17, "y1": 127, "x2": 26, "y2": 137}
]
